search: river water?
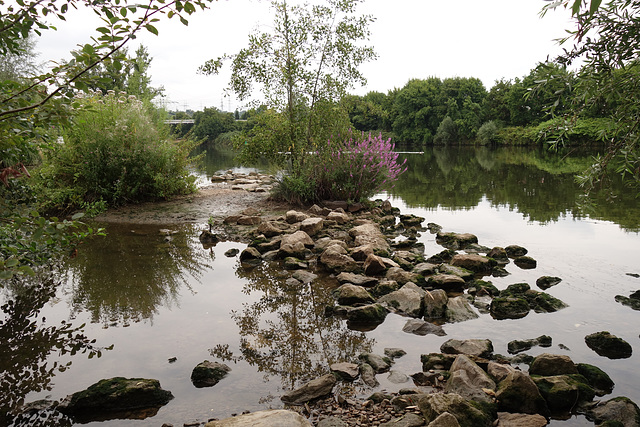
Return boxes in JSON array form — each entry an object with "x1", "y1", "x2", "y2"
[{"x1": 1, "y1": 145, "x2": 639, "y2": 426}]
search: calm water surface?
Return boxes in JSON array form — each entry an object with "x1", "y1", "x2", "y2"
[{"x1": 2, "y1": 146, "x2": 639, "y2": 426}]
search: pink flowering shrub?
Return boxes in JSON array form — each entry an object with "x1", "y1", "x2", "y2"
[{"x1": 275, "y1": 132, "x2": 407, "y2": 203}]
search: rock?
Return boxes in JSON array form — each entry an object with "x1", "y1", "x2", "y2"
[
  {"x1": 529, "y1": 353, "x2": 578, "y2": 376},
  {"x1": 320, "y1": 244, "x2": 358, "y2": 272},
  {"x1": 292, "y1": 270, "x2": 318, "y2": 284},
  {"x1": 586, "y1": 396, "x2": 640, "y2": 427},
  {"x1": 445, "y1": 355, "x2": 496, "y2": 403},
  {"x1": 495, "y1": 412, "x2": 547, "y2": 427},
  {"x1": 336, "y1": 272, "x2": 379, "y2": 287},
  {"x1": 317, "y1": 416, "x2": 348, "y2": 427},
  {"x1": 350, "y1": 244, "x2": 375, "y2": 261},
  {"x1": 257, "y1": 221, "x2": 287, "y2": 237},
  {"x1": 223, "y1": 214, "x2": 242, "y2": 224},
  {"x1": 436, "y1": 232, "x2": 478, "y2": 249},
  {"x1": 315, "y1": 237, "x2": 348, "y2": 252},
  {"x1": 427, "y1": 274, "x2": 466, "y2": 293},
  {"x1": 385, "y1": 348, "x2": 407, "y2": 359},
  {"x1": 345, "y1": 303, "x2": 387, "y2": 325},
  {"x1": 286, "y1": 210, "x2": 309, "y2": 224},
  {"x1": 381, "y1": 413, "x2": 428, "y2": 427},
  {"x1": 426, "y1": 412, "x2": 460, "y2": 427},
  {"x1": 424, "y1": 289, "x2": 449, "y2": 319},
  {"x1": 281, "y1": 374, "x2": 336, "y2": 405},
  {"x1": 224, "y1": 248, "x2": 240, "y2": 257},
  {"x1": 413, "y1": 262, "x2": 439, "y2": 276},
  {"x1": 440, "y1": 339, "x2": 493, "y2": 358},
  {"x1": 445, "y1": 297, "x2": 479, "y2": 323},
  {"x1": 437, "y1": 264, "x2": 474, "y2": 281},
  {"x1": 495, "y1": 370, "x2": 549, "y2": 416},
  {"x1": 237, "y1": 215, "x2": 261, "y2": 225},
  {"x1": 535, "y1": 276, "x2": 562, "y2": 290},
  {"x1": 240, "y1": 247, "x2": 262, "y2": 262},
  {"x1": 300, "y1": 217, "x2": 324, "y2": 236},
  {"x1": 388, "y1": 370, "x2": 410, "y2": 384},
  {"x1": 487, "y1": 362, "x2": 516, "y2": 383},
  {"x1": 532, "y1": 374, "x2": 595, "y2": 413},
  {"x1": 505, "y1": 245, "x2": 528, "y2": 258},
  {"x1": 254, "y1": 236, "x2": 282, "y2": 253},
  {"x1": 499, "y1": 283, "x2": 567, "y2": 314},
  {"x1": 450, "y1": 254, "x2": 496, "y2": 274},
  {"x1": 467, "y1": 280, "x2": 500, "y2": 297},
  {"x1": 514, "y1": 256, "x2": 537, "y2": 269},
  {"x1": 421, "y1": 353, "x2": 457, "y2": 371},
  {"x1": 364, "y1": 253, "x2": 388, "y2": 275},
  {"x1": 335, "y1": 284, "x2": 374, "y2": 306},
  {"x1": 386, "y1": 267, "x2": 419, "y2": 285},
  {"x1": 487, "y1": 247, "x2": 509, "y2": 264},
  {"x1": 191, "y1": 361, "x2": 231, "y2": 388},
  {"x1": 349, "y1": 222, "x2": 391, "y2": 255},
  {"x1": 402, "y1": 318, "x2": 447, "y2": 336},
  {"x1": 615, "y1": 290, "x2": 640, "y2": 311},
  {"x1": 205, "y1": 409, "x2": 312, "y2": 426},
  {"x1": 281, "y1": 230, "x2": 315, "y2": 248},
  {"x1": 418, "y1": 393, "x2": 493, "y2": 427},
  {"x1": 58, "y1": 377, "x2": 173, "y2": 418},
  {"x1": 327, "y1": 211, "x2": 349, "y2": 224},
  {"x1": 426, "y1": 249, "x2": 457, "y2": 264},
  {"x1": 507, "y1": 336, "x2": 552, "y2": 354},
  {"x1": 360, "y1": 363, "x2": 379, "y2": 387},
  {"x1": 379, "y1": 282, "x2": 426, "y2": 318},
  {"x1": 359, "y1": 352, "x2": 392, "y2": 373},
  {"x1": 490, "y1": 297, "x2": 530, "y2": 320},
  {"x1": 585, "y1": 331, "x2": 633, "y2": 359},
  {"x1": 330, "y1": 362, "x2": 360, "y2": 381},
  {"x1": 576, "y1": 363, "x2": 614, "y2": 396},
  {"x1": 199, "y1": 230, "x2": 219, "y2": 247}
]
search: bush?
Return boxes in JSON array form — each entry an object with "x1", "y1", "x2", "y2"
[
  {"x1": 433, "y1": 116, "x2": 458, "y2": 145},
  {"x1": 36, "y1": 90, "x2": 197, "y2": 213},
  {"x1": 273, "y1": 132, "x2": 407, "y2": 204},
  {"x1": 476, "y1": 121, "x2": 499, "y2": 145}
]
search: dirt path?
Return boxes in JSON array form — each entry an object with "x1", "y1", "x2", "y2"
[{"x1": 93, "y1": 184, "x2": 285, "y2": 225}]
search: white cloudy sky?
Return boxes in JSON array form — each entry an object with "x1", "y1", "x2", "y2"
[{"x1": 36, "y1": 0, "x2": 575, "y2": 111}]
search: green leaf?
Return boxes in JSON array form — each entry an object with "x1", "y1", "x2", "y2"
[
  {"x1": 72, "y1": 212, "x2": 85, "y2": 220},
  {"x1": 589, "y1": 0, "x2": 602, "y2": 14},
  {"x1": 145, "y1": 24, "x2": 159, "y2": 35},
  {"x1": 5, "y1": 259, "x2": 19, "y2": 268},
  {"x1": 0, "y1": 270, "x2": 13, "y2": 280},
  {"x1": 571, "y1": 0, "x2": 582, "y2": 15}
]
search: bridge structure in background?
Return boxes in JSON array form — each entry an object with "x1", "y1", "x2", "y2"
[{"x1": 164, "y1": 119, "x2": 195, "y2": 124}]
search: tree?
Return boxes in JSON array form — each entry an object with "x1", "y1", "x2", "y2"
[
  {"x1": 192, "y1": 107, "x2": 237, "y2": 143},
  {"x1": 0, "y1": 35, "x2": 39, "y2": 81},
  {"x1": 541, "y1": 0, "x2": 640, "y2": 193},
  {"x1": 200, "y1": 0, "x2": 376, "y2": 170}
]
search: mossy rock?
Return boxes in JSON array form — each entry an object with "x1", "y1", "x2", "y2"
[
  {"x1": 468, "y1": 280, "x2": 500, "y2": 297},
  {"x1": 191, "y1": 361, "x2": 231, "y2": 388},
  {"x1": 426, "y1": 249, "x2": 457, "y2": 264},
  {"x1": 576, "y1": 363, "x2": 614, "y2": 396},
  {"x1": 490, "y1": 297, "x2": 530, "y2": 320},
  {"x1": 420, "y1": 353, "x2": 456, "y2": 371},
  {"x1": 585, "y1": 331, "x2": 633, "y2": 359},
  {"x1": 532, "y1": 374, "x2": 595, "y2": 413},
  {"x1": 500, "y1": 283, "x2": 531, "y2": 297},
  {"x1": 418, "y1": 392, "x2": 494, "y2": 427}
]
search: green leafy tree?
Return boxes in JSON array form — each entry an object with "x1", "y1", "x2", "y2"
[
  {"x1": 192, "y1": 107, "x2": 237, "y2": 143},
  {"x1": 0, "y1": 35, "x2": 39, "y2": 81},
  {"x1": 200, "y1": 0, "x2": 376, "y2": 171},
  {"x1": 541, "y1": 0, "x2": 640, "y2": 193}
]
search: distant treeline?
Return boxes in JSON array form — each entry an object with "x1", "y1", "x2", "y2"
[{"x1": 171, "y1": 62, "x2": 618, "y2": 147}]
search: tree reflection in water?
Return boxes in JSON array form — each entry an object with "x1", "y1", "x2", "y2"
[
  {"x1": 211, "y1": 262, "x2": 375, "y2": 398},
  {"x1": 63, "y1": 224, "x2": 213, "y2": 327},
  {"x1": 0, "y1": 271, "x2": 105, "y2": 426}
]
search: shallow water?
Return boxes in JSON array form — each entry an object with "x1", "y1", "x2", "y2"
[{"x1": 2, "y1": 145, "x2": 639, "y2": 426}]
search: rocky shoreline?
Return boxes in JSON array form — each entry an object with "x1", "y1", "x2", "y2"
[{"x1": 13, "y1": 173, "x2": 639, "y2": 427}]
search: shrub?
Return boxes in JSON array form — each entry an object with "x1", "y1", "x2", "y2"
[
  {"x1": 433, "y1": 116, "x2": 458, "y2": 145},
  {"x1": 273, "y1": 132, "x2": 407, "y2": 204},
  {"x1": 36, "y1": 90, "x2": 197, "y2": 213},
  {"x1": 476, "y1": 121, "x2": 499, "y2": 145}
]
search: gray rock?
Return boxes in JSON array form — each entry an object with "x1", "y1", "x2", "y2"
[
  {"x1": 237, "y1": 215, "x2": 261, "y2": 225},
  {"x1": 436, "y1": 232, "x2": 478, "y2": 249},
  {"x1": 350, "y1": 244, "x2": 375, "y2": 261},
  {"x1": 424, "y1": 289, "x2": 448, "y2": 319},
  {"x1": 286, "y1": 210, "x2": 309, "y2": 224},
  {"x1": 529, "y1": 353, "x2": 578, "y2": 376},
  {"x1": 490, "y1": 297, "x2": 530, "y2": 320},
  {"x1": 359, "y1": 352, "x2": 392, "y2": 373},
  {"x1": 495, "y1": 370, "x2": 549, "y2": 416},
  {"x1": 320, "y1": 244, "x2": 358, "y2": 272},
  {"x1": 437, "y1": 264, "x2": 474, "y2": 281},
  {"x1": 402, "y1": 319, "x2": 446, "y2": 337},
  {"x1": 440, "y1": 339, "x2": 493, "y2": 358},
  {"x1": 205, "y1": 409, "x2": 312, "y2": 426},
  {"x1": 495, "y1": 412, "x2": 547, "y2": 427},
  {"x1": 507, "y1": 335, "x2": 552, "y2": 354},
  {"x1": 257, "y1": 221, "x2": 287, "y2": 237},
  {"x1": 283, "y1": 257, "x2": 308, "y2": 270},
  {"x1": 281, "y1": 230, "x2": 315, "y2": 248},
  {"x1": 487, "y1": 362, "x2": 516, "y2": 383},
  {"x1": 58, "y1": 377, "x2": 173, "y2": 418},
  {"x1": 315, "y1": 237, "x2": 348, "y2": 252},
  {"x1": 279, "y1": 241, "x2": 309, "y2": 259},
  {"x1": 418, "y1": 393, "x2": 493, "y2": 427},
  {"x1": 445, "y1": 296, "x2": 479, "y2": 323},
  {"x1": 345, "y1": 303, "x2": 387, "y2": 325},
  {"x1": 349, "y1": 222, "x2": 390, "y2": 255},
  {"x1": 330, "y1": 362, "x2": 360, "y2": 381},
  {"x1": 327, "y1": 211, "x2": 349, "y2": 224},
  {"x1": 487, "y1": 247, "x2": 509, "y2": 263},
  {"x1": 224, "y1": 248, "x2": 240, "y2": 257},
  {"x1": 378, "y1": 282, "x2": 426, "y2": 317},
  {"x1": 531, "y1": 375, "x2": 595, "y2": 412},
  {"x1": 388, "y1": 370, "x2": 410, "y2": 384},
  {"x1": 280, "y1": 374, "x2": 336, "y2": 405},
  {"x1": 292, "y1": 270, "x2": 318, "y2": 284},
  {"x1": 317, "y1": 416, "x2": 348, "y2": 427},
  {"x1": 413, "y1": 262, "x2": 439, "y2": 276},
  {"x1": 384, "y1": 348, "x2": 407, "y2": 359},
  {"x1": 450, "y1": 254, "x2": 496, "y2": 274},
  {"x1": 426, "y1": 412, "x2": 459, "y2": 427},
  {"x1": 300, "y1": 217, "x2": 324, "y2": 236},
  {"x1": 364, "y1": 253, "x2": 388, "y2": 275},
  {"x1": 360, "y1": 363, "x2": 379, "y2": 387},
  {"x1": 426, "y1": 274, "x2": 466, "y2": 293},
  {"x1": 240, "y1": 247, "x2": 262, "y2": 262},
  {"x1": 309, "y1": 204, "x2": 330, "y2": 216},
  {"x1": 586, "y1": 396, "x2": 640, "y2": 427},
  {"x1": 445, "y1": 355, "x2": 496, "y2": 403},
  {"x1": 386, "y1": 267, "x2": 419, "y2": 286},
  {"x1": 335, "y1": 284, "x2": 374, "y2": 306},
  {"x1": 576, "y1": 363, "x2": 615, "y2": 396},
  {"x1": 336, "y1": 272, "x2": 379, "y2": 287},
  {"x1": 191, "y1": 361, "x2": 231, "y2": 388},
  {"x1": 380, "y1": 413, "x2": 427, "y2": 427}
]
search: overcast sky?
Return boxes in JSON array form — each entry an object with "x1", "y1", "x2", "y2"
[{"x1": 36, "y1": 0, "x2": 574, "y2": 112}]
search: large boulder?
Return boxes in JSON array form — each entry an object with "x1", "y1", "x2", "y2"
[
  {"x1": 281, "y1": 374, "x2": 336, "y2": 405},
  {"x1": 584, "y1": 331, "x2": 633, "y2": 359},
  {"x1": 427, "y1": 274, "x2": 466, "y2": 293},
  {"x1": 440, "y1": 339, "x2": 493, "y2": 358},
  {"x1": 344, "y1": 303, "x2": 388, "y2": 325},
  {"x1": 450, "y1": 254, "x2": 496, "y2": 274},
  {"x1": 445, "y1": 297, "x2": 479, "y2": 323},
  {"x1": 495, "y1": 370, "x2": 549, "y2": 416},
  {"x1": 445, "y1": 355, "x2": 496, "y2": 403},
  {"x1": 418, "y1": 393, "x2": 494, "y2": 427},
  {"x1": 58, "y1": 377, "x2": 173, "y2": 419},
  {"x1": 320, "y1": 244, "x2": 358, "y2": 272},
  {"x1": 205, "y1": 409, "x2": 312, "y2": 427},
  {"x1": 576, "y1": 363, "x2": 615, "y2": 396},
  {"x1": 378, "y1": 282, "x2": 425, "y2": 318},
  {"x1": 495, "y1": 412, "x2": 547, "y2": 427},
  {"x1": 335, "y1": 284, "x2": 374, "y2": 306},
  {"x1": 300, "y1": 217, "x2": 324, "y2": 236},
  {"x1": 531, "y1": 374, "x2": 595, "y2": 413},
  {"x1": 349, "y1": 222, "x2": 390, "y2": 255},
  {"x1": 586, "y1": 396, "x2": 640, "y2": 427},
  {"x1": 191, "y1": 361, "x2": 231, "y2": 388},
  {"x1": 330, "y1": 362, "x2": 360, "y2": 381},
  {"x1": 424, "y1": 289, "x2": 449, "y2": 319},
  {"x1": 359, "y1": 353, "x2": 393, "y2": 373},
  {"x1": 336, "y1": 272, "x2": 379, "y2": 287}
]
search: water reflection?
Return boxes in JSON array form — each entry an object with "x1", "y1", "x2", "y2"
[
  {"x1": 0, "y1": 272, "x2": 102, "y2": 425},
  {"x1": 211, "y1": 262, "x2": 375, "y2": 396},
  {"x1": 63, "y1": 224, "x2": 212, "y2": 327},
  {"x1": 390, "y1": 146, "x2": 640, "y2": 231}
]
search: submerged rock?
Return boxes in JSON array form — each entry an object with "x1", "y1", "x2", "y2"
[
  {"x1": 576, "y1": 363, "x2": 615, "y2": 396},
  {"x1": 191, "y1": 361, "x2": 231, "y2": 388},
  {"x1": 536, "y1": 276, "x2": 562, "y2": 290},
  {"x1": 495, "y1": 370, "x2": 549, "y2": 417},
  {"x1": 585, "y1": 331, "x2": 633, "y2": 359},
  {"x1": 402, "y1": 318, "x2": 446, "y2": 337},
  {"x1": 445, "y1": 296, "x2": 479, "y2": 323},
  {"x1": 615, "y1": 289, "x2": 640, "y2": 311},
  {"x1": 507, "y1": 335, "x2": 552, "y2": 354}
]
